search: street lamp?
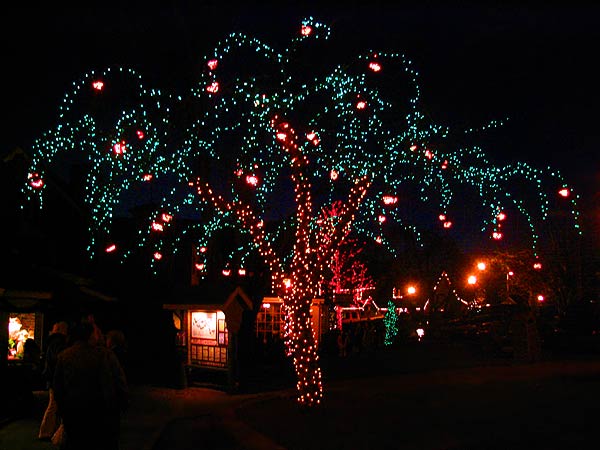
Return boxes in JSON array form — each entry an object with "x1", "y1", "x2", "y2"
[{"x1": 506, "y1": 271, "x2": 514, "y2": 300}]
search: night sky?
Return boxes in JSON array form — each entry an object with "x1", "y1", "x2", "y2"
[{"x1": 3, "y1": 2, "x2": 598, "y2": 205}]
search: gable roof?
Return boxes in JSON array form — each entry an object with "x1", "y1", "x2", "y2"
[{"x1": 163, "y1": 282, "x2": 253, "y2": 311}]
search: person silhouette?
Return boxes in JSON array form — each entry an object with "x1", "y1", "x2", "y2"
[
  {"x1": 53, "y1": 320, "x2": 128, "y2": 450},
  {"x1": 38, "y1": 321, "x2": 68, "y2": 441}
]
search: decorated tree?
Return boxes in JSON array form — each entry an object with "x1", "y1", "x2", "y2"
[
  {"x1": 23, "y1": 17, "x2": 581, "y2": 407},
  {"x1": 320, "y1": 201, "x2": 375, "y2": 306}
]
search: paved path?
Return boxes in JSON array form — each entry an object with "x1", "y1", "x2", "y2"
[{"x1": 2, "y1": 353, "x2": 599, "y2": 450}]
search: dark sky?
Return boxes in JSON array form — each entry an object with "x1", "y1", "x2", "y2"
[{"x1": 3, "y1": 2, "x2": 598, "y2": 204}]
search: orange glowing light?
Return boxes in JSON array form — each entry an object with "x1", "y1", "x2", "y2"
[
  {"x1": 468, "y1": 275, "x2": 477, "y2": 285},
  {"x1": 283, "y1": 278, "x2": 292, "y2": 289},
  {"x1": 537, "y1": 295, "x2": 544, "y2": 302},
  {"x1": 407, "y1": 286, "x2": 416, "y2": 295},
  {"x1": 558, "y1": 188, "x2": 570, "y2": 197},
  {"x1": 477, "y1": 262, "x2": 487, "y2": 271}
]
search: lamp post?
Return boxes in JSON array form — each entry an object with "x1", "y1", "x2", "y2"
[{"x1": 506, "y1": 271, "x2": 514, "y2": 301}]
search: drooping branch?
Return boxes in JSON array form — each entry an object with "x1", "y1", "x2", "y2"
[{"x1": 193, "y1": 178, "x2": 284, "y2": 287}]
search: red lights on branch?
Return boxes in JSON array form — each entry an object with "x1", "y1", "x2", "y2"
[
  {"x1": 438, "y1": 214, "x2": 446, "y2": 221},
  {"x1": 222, "y1": 269, "x2": 231, "y2": 276},
  {"x1": 161, "y1": 213, "x2": 173, "y2": 223},
  {"x1": 533, "y1": 262, "x2": 542, "y2": 270},
  {"x1": 142, "y1": 173, "x2": 153, "y2": 181},
  {"x1": 207, "y1": 59, "x2": 218, "y2": 71},
  {"x1": 441, "y1": 160, "x2": 448, "y2": 169},
  {"x1": 330, "y1": 169, "x2": 338, "y2": 180},
  {"x1": 356, "y1": 100, "x2": 367, "y2": 110},
  {"x1": 368, "y1": 61, "x2": 382, "y2": 72},
  {"x1": 382, "y1": 195, "x2": 398, "y2": 205},
  {"x1": 301, "y1": 25, "x2": 312, "y2": 36},
  {"x1": 558, "y1": 188, "x2": 570, "y2": 197},
  {"x1": 492, "y1": 231, "x2": 503, "y2": 240},
  {"x1": 245, "y1": 174, "x2": 259, "y2": 186},
  {"x1": 276, "y1": 132, "x2": 287, "y2": 141},
  {"x1": 424, "y1": 149, "x2": 433, "y2": 160},
  {"x1": 195, "y1": 263, "x2": 205, "y2": 271},
  {"x1": 497, "y1": 212, "x2": 506, "y2": 221},
  {"x1": 306, "y1": 132, "x2": 320, "y2": 145},
  {"x1": 105, "y1": 244, "x2": 116, "y2": 253},
  {"x1": 206, "y1": 82, "x2": 219, "y2": 94},
  {"x1": 238, "y1": 268, "x2": 246, "y2": 276},
  {"x1": 153, "y1": 252, "x2": 163, "y2": 260},
  {"x1": 27, "y1": 172, "x2": 44, "y2": 189},
  {"x1": 378, "y1": 215, "x2": 386, "y2": 223},
  {"x1": 151, "y1": 222, "x2": 164, "y2": 232},
  {"x1": 92, "y1": 80, "x2": 104, "y2": 91},
  {"x1": 443, "y1": 221, "x2": 452, "y2": 229},
  {"x1": 283, "y1": 278, "x2": 292, "y2": 289},
  {"x1": 136, "y1": 130, "x2": 145, "y2": 140},
  {"x1": 409, "y1": 144, "x2": 418, "y2": 151},
  {"x1": 199, "y1": 246, "x2": 207, "y2": 253},
  {"x1": 112, "y1": 141, "x2": 126, "y2": 155}
]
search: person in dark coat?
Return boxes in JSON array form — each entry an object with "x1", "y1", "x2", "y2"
[
  {"x1": 38, "y1": 321, "x2": 68, "y2": 441},
  {"x1": 53, "y1": 321, "x2": 128, "y2": 450}
]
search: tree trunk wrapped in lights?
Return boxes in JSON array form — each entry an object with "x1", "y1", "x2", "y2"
[{"x1": 195, "y1": 124, "x2": 370, "y2": 405}]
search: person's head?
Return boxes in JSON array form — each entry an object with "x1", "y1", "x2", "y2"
[
  {"x1": 70, "y1": 321, "x2": 94, "y2": 344},
  {"x1": 51, "y1": 321, "x2": 68, "y2": 336},
  {"x1": 106, "y1": 329, "x2": 126, "y2": 349}
]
